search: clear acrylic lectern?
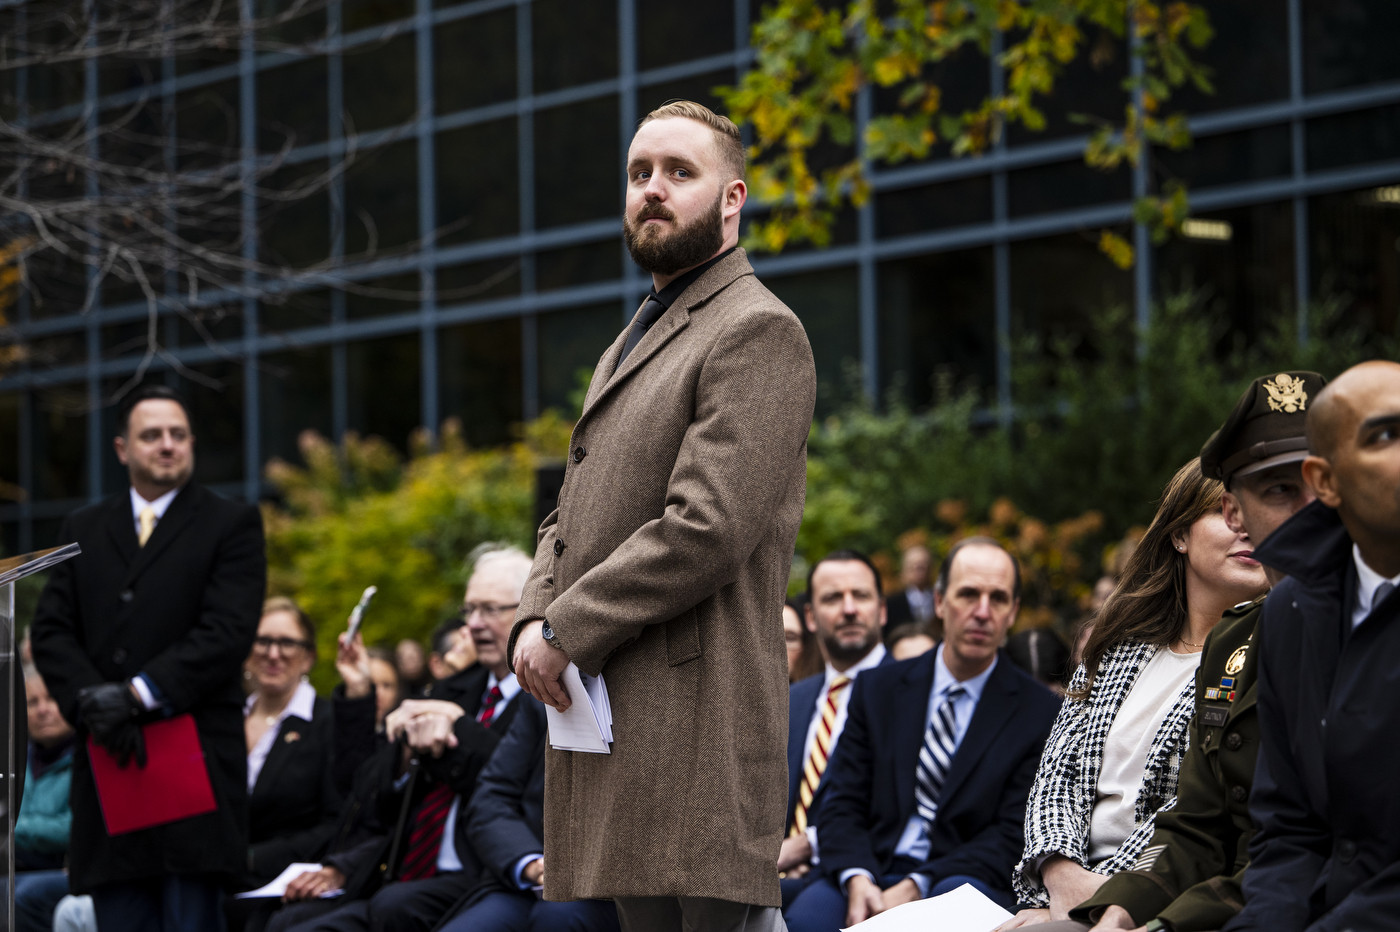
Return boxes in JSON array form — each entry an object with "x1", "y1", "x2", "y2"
[{"x1": 0, "y1": 543, "x2": 80, "y2": 931}]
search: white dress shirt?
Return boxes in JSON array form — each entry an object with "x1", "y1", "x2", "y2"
[
  {"x1": 842, "y1": 644, "x2": 997, "y2": 896},
  {"x1": 1352, "y1": 544, "x2": 1400, "y2": 630},
  {"x1": 129, "y1": 486, "x2": 180, "y2": 537},
  {"x1": 245, "y1": 680, "x2": 317, "y2": 792},
  {"x1": 438, "y1": 672, "x2": 521, "y2": 872},
  {"x1": 904, "y1": 587, "x2": 934, "y2": 623}
]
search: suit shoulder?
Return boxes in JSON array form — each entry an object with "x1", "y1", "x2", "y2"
[
  {"x1": 63, "y1": 493, "x2": 127, "y2": 531},
  {"x1": 193, "y1": 485, "x2": 261, "y2": 521},
  {"x1": 1000, "y1": 660, "x2": 1064, "y2": 717}
]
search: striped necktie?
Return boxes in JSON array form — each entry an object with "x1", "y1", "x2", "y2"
[
  {"x1": 914, "y1": 685, "x2": 966, "y2": 825},
  {"x1": 476, "y1": 685, "x2": 503, "y2": 726},
  {"x1": 1373, "y1": 581, "x2": 1395, "y2": 614},
  {"x1": 789, "y1": 675, "x2": 851, "y2": 837},
  {"x1": 398, "y1": 783, "x2": 456, "y2": 881}
]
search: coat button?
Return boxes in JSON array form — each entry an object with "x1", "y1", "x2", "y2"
[
  {"x1": 112, "y1": 648, "x2": 128, "y2": 664},
  {"x1": 1231, "y1": 785, "x2": 1247, "y2": 803},
  {"x1": 554, "y1": 539, "x2": 565, "y2": 556},
  {"x1": 119, "y1": 589, "x2": 134, "y2": 603},
  {"x1": 1226, "y1": 732, "x2": 1243, "y2": 751},
  {"x1": 572, "y1": 446, "x2": 587, "y2": 463},
  {"x1": 1338, "y1": 839, "x2": 1358, "y2": 863}
]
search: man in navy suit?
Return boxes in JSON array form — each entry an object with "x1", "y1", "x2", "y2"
[
  {"x1": 785, "y1": 537, "x2": 1061, "y2": 932},
  {"x1": 780, "y1": 551, "x2": 894, "y2": 905},
  {"x1": 435, "y1": 694, "x2": 618, "y2": 931}
]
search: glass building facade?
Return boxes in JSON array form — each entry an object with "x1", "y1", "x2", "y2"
[{"x1": 3, "y1": 0, "x2": 1400, "y2": 553}]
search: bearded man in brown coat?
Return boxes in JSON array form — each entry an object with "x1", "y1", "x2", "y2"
[{"x1": 509, "y1": 101, "x2": 817, "y2": 932}]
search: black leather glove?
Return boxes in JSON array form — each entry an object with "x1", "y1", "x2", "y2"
[{"x1": 77, "y1": 682, "x2": 147, "y2": 768}]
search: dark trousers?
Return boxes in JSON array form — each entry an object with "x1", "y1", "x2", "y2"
[
  {"x1": 91, "y1": 875, "x2": 225, "y2": 932},
  {"x1": 272, "y1": 872, "x2": 475, "y2": 932},
  {"x1": 438, "y1": 890, "x2": 620, "y2": 932},
  {"x1": 785, "y1": 872, "x2": 1012, "y2": 932},
  {"x1": 780, "y1": 873, "x2": 818, "y2": 911},
  {"x1": 15, "y1": 869, "x2": 72, "y2": 932}
]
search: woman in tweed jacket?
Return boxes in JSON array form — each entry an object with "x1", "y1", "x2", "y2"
[{"x1": 998, "y1": 459, "x2": 1269, "y2": 928}]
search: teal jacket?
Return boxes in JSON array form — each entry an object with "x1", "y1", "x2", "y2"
[{"x1": 16, "y1": 743, "x2": 73, "y2": 856}]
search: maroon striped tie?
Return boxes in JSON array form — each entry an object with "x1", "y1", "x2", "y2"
[
  {"x1": 398, "y1": 783, "x2": 456, "y2": 881},
  {"x1": 476, "y1": 685, "x2": 503, "y2": 726}
]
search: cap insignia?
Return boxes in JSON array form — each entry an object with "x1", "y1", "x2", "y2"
[{"x1": 1264, "y1": 374, "x2": 1308, "y2": 413}]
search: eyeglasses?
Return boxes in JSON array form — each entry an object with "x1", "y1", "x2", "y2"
[
  {"x1": 461, "y1": 602, "x2": 520, "y2": 620},
  {"x1": 253, "y1": 635, "x2": 314, "y2": 655}
]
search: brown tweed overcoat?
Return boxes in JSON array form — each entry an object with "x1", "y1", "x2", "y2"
[{"x1": 507, "y1": 248, "x2": 816, "y2": 907}]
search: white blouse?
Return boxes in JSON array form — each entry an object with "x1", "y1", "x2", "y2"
[
  {"x1": 1087, "y1": 647, "x2": 1200, "y2": 862},
  {"x1": 245, "y1": 680, "x2": 317, "y2": 792}
]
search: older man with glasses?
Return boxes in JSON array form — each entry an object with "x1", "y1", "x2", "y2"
[{"x1": 265, "y1": 545, "x2": 536, "y2": 932}]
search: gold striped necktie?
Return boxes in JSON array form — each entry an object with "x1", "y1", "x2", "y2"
[
  {"x1": 789, "y1": 675, "x2": 851, "y2": 837},
  {"x1": 138, "y1": 505, "x2": 157, "y2": 547}
]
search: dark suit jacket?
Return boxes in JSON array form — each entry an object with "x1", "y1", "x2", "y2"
[
  {"x1": 1225, "y1": 502, "x2": 1400, "y2": 932},
  {"x1": 885, "y1": 591, "x2": 927, "y2": 631},
  {"x1": 786, "y1": 651, "x2": 895, "y2": 832},
  {"x1": 817, "y1": 647, "x2": 1061, "y2": 893},
  {"x1": 246, "y1": 696, "x2": 343, "y2": 886},
  {"x1": 324, "y1": 664, "x2": 523, "y2": 898},
  {"x1": 465, "y1": 693, "x2": 547, "y2": 892},
  {"x1": 30, "y1": 484, "x2": 265, "y2": 891}
]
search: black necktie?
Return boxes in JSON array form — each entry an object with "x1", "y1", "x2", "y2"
[{"x1": 614, "y1": 297, "x2": 667, "y2": 372}]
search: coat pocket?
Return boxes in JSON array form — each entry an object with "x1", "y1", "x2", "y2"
[{"x1": 665, "y1": 607, "x2": 702, "y2": 667}]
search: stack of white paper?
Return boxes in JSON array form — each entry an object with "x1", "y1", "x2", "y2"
[
  {"x1": 233, "y1": 863, "x2": 344, "y2": 900},
  {"x1": 841, "y1": 883, "x2": 1012, "y2": 932},
  {"x1": 546, "y1": 663, "x2": 614, "y2": 753}
]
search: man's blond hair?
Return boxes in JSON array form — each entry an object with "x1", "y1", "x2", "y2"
[{"x1": 638, "y1": 100, "x2": 746, "y2": 183}]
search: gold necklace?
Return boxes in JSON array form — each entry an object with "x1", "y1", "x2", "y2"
[{"x1": 1176, "y1": 633, "x2": 1204, "y2": 649}]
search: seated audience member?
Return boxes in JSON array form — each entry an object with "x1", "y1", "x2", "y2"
[
  {"x1": 366, "y1": 647, "x2": 403, "y2": 731},
  {"x1": 785, "y1": 538, "x2": 1061, "y2": 932},
  {"x1": 785, "y1": 595, "x2": 823, "y2": 683},
  {"x1": 395, "y1": 639, "x2": 431, "y2": 697},
  {"x1": 1005, "y1": 629, "x2": 1071, "y2": 695},
  {"x1": 434, "y1": 693, "x2": 619, "y2": 932},
  {"x1": 14, "y1": 665, "x2": 77, "y2": 932},
  {"x1": 886, "y1": 544, "x2": 935, "y2": 633},
  {"x1": 1212, "y1": 362, "x2": 1400, "y2": 932},
  {"x1": 780, "y1": 552, "x2": 893, "y2": 905},
  {"x1": 424, "y1": 616, "x2": 477, "y2": 688},
  {"x1": 267, "y1": 546, "x2": 535, "y2": 932},
  {"x1": 887, "y1": 623, "x2": 936, "y2": 661},
  {"x1": 999, "y1": 459, "x2": 1268, "y2": 928},
  {"x1": 1057, "y1": 371, "x2": 1326, "y2": 932},
  {"x1": 229, "y1": 599, "x2": 362, "y2": 932}
]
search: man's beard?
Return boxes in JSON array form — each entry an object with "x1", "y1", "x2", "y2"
[
  {"x1": 821, "y1": 624, "x2": 880, "y2": 667},
  {"x1": 623, "y1": 192, "x2": 724, "y2": 276}
]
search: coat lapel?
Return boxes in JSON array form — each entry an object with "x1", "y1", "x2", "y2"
[
  {"x1": 576, "y1": 250, "x2": 755, "y2": 429},
  {"x1": 937, "y1": 657, "x2": 1019, "y2": 806},
  {"x1": 893, "y1": 651, "x2": 938, "y2": 817},
  {"x1": 104, "y1": 494, "x2": 140, "y2": 567},
  {"x1": 123, "y1": 485, "x2": 202, "y2": 585},
  {"x1": 254, "y1": 714, "x2": 311, "y2": 799}
]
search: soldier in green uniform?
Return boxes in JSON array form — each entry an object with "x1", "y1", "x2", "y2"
[{"x1": 1037, "y1": 371, "x2": 1328, "y2": 932}]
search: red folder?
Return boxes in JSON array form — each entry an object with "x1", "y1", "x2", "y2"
[{"x1": 87, "y1": 713, "x2": 219, "y2": 836}]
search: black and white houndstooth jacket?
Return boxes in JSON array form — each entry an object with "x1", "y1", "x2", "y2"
[{"x1": 1010, "y1": 640, "x2": 1196, "y2": 908}]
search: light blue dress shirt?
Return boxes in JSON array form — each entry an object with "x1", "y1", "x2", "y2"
[{"x1": 841, "y1": 645, "x2": 997, "y2": 897}]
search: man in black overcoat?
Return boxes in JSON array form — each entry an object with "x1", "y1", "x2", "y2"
[
  {"x1": 31, "y1": 384, "x2": 266, "y2": 932},
  {"x1": 1223, "y1": 360, "x2": 1400, "y2": 932}
]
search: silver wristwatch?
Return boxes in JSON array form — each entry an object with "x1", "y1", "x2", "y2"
[{"x1": 541, "y1": 620, "x2": 565, "y2": 650}]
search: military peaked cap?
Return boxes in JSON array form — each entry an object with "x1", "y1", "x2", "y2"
[{"x1": 1200, "y1": 371, "x2": 1327, "y2": 485}]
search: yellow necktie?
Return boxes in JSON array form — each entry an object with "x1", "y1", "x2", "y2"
[
  {"x1": 790, "y1": 675, "x2": 851, "y2": 837},
  {"x1": 138, "y1": 506, "x2": 157, "y2": 547}
]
